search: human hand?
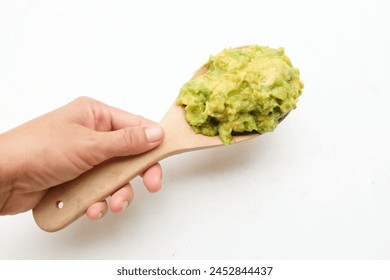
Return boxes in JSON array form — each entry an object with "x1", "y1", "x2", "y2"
[{"x1": 0, "y1": 97, "x2": 164, "y2": 219}]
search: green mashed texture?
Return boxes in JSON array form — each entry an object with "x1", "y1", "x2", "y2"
[{"x1": 176, "y1": 45, "x2": 304, "y2": 144}]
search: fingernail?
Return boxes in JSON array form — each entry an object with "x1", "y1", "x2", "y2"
[
  {"x1": 145, "y1": 126, "x2": 163, "y2": 142},
  {"x1": 97, "y1": 212, "x2": 103, "y2": 219},
  {"x1": 122, "y1": 201, "x2": 129, "y2": 211}
]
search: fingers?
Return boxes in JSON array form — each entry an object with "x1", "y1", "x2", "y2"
[
  {"x1": 104, "y1": 104, "x2": 157, "y2": 131},
  {"x1": 96, "y1": 125, "x2": 164, "y2": 160},
  {"x1": 86, "y1": 201, "x2": 108, "y2": 220},
  {"x1": 86, "y1": 183, "x2": 134, "y2": 221},
  {"x1": 109, "y1": 183, "x2": 134, "y2": 213},
  {"x1": 86, "y1": 163, "x2": 162, "y2": 221},
  {"x1": 142, "y1": 163, "x2": 163, "y2": 193},
  {"x1": 70, "y1": 96, "x2": 157, "y2": 131},
  {"x1": 67, "y1": 97, "x2": 165, "y2": 165}
]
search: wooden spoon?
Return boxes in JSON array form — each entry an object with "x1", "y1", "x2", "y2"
[{"x1": 32, "y1": 65, "x2": 261, "y2": 232}]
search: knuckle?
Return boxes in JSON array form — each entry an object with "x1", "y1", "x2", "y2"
[
  {"x1": 73, "y1": 96, "x2": 101, "y2": 107},
  {"x1": 74, "y1": 96, "x2": 92, "y2": 104},
  {"x1": 120, "y1": 128, "x2": 139, "y2": 151}
]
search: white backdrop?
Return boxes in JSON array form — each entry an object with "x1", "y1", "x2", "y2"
[{"x1": 0, "y1": 0, "x2": 389, "y2": 259}]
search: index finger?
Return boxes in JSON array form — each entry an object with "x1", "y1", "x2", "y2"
[
  {"x1": 71, "y1": 97, "x2": 157, "y2": 132},
  {"x1": 105, "y1": 104, "x2": 157, "y2": 130}
]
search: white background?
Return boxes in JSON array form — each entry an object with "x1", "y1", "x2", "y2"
[{"x1": 0, "y1": 0, "x2": 389, "y2": 260}]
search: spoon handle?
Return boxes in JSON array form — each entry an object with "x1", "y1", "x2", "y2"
[
  {"x1": 32, "y1": 141, "x2": 173, "y2": 232},
  {"x1": 32, "y1": 103, "x2": 253, "y2": 232},
  {"x1": 32, "y1": 104, "x2": 200, "y2": 232}
]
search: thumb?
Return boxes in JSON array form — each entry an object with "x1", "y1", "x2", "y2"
[{"x1": 97, "y1": 125, "x2": 164, "y2": 159}]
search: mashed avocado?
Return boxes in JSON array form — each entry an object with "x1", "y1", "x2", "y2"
[{"x1": 176, "y1": 45, "x2": 304, "y2": 144}]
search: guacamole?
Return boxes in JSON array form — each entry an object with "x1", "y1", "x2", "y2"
[{"x1": 176, "y1": 45, "x2": 304, "y2": 144}]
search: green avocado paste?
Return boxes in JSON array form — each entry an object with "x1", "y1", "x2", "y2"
[{"x1": 176, "y1": 45, "x2": 304, "y2": 144}]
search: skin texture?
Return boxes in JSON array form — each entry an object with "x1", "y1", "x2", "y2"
[{"x1": 0, "y1": 96, "x2": 164, "y2": 220}]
